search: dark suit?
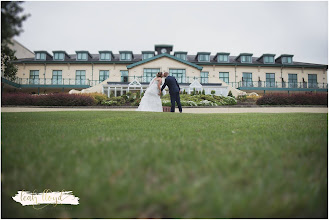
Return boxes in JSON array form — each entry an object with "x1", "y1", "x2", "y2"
[{"x1": 161, "y1": 76, "x2": 182, "y2": 113}]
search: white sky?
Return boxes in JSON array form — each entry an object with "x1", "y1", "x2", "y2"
[{"x1": 15, "y1": 1, "x2": 328, "y2": 64}]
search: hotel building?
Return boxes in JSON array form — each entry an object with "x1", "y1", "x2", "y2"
[{"x1": 2, "y1": 44, "x2": 328, "y2": 96}]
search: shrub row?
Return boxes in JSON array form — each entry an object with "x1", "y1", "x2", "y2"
[
  {"x1": 162, "y1": 94, "x2": 237, "y2": 106},
  {"x1": 2, "y1": 92, "x2": 238, "y2": 107},
  {"x1": 256, "y1": 93, "x2": 328, "y2": 105},
  {"x1": 2, "y1": 93, "x2": 95, "y2": 106}
]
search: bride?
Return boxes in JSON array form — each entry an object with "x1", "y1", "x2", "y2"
[{"x1": 136, "y1": 72, "x2": 163, "y2": 112}]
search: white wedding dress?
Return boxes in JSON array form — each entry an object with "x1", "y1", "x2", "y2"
[{"x1": 136, "y1": 77, "x2": 163, "y2": 112}]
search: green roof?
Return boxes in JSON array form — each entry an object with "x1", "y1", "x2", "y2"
[
  {"x1": 216, "y1": 52, "x2": 230, "y2": 55},
  {"x1": 239, "y1": 53, "x2": 253, "y2": 56},
  {"x1": 174, "y1": 51, "x2": 188, "y2": 55},
  {"x1": 98, "y1": 50, "x2": 113, "y2": 53},
  {"x1": 262, "y1": 53, "x2": 276, "y2": 56},
  {"x1": 119, "y1": 51, "x2": 133, "y2": 54},
  {"x1": 197, "y1": 52, "x2": 211, "y2": 55},
  {"x1": 34, "y1": 50, "x2": 49, "y2": 53},
  {"x1": 52, "y1": 50, "x2": 67, "y2": 53},
  {"x1": 126, "y1": 53, "x2": 203, "y2": 70},
  {"x1": 141, "y1": 51, "x2": 155, "y2": 54}
]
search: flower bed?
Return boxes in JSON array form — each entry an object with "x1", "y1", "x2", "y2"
[
  {"x1": 2, "y1": 92, "x2": 238, "y2": 107},
  {"x1": 256, "y1": 93, "x2": 328, "y2": 105},
  {"x1": 2, "y1": 93, "x2": 95, "y2": 106},
  {"x1": 161, "y1": 94, "x2": 237, "y2": 106}
]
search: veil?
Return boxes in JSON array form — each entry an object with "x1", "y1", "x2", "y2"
[{"x1": 148, "y1": 77, "x2": 157, "y2": 87}]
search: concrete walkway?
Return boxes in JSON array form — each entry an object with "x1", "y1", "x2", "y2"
[{"x1": 1, "y1": 107, "x2": 327, "y2": 114}]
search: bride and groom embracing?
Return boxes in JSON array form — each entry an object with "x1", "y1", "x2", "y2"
[{"x1": 136, "y1": 72, "x2": 183, "y2": 113}]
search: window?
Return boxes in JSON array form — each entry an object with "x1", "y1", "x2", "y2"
[
  {"x1": 54, "y1": 53, "x2": 64, "y2": 60},
  {"x1": 219, "y1": 72, "x2": 229, "y2": 84},
  {"x1": 143, "y1": 68, "x2": 160, "y2": 83},
  {"x1": 200, "y1": 72, "x2": 208, "y2": 84},
  {"x1": 29, "y1": 70, "x2": 39, "y2": 84},
  {"x1": 100, "y1": 53, "x2": 111, "y2": 61},
  {"x1": 241, "y1": 56, "x2": 252, "y2": 63},
  {"x1": 282, "y1": 57, "x2": 292, "y2": 64},
  {"x1": 76, "y1": 70, "x2": 86, "y2": 85},
  {"x1": 266, "y1": 73, "x2": 275, "y2": 87},
  {"x1": 120, "y1": 53, "x2": 132, "y2": 61},
  {"x1": 142, "y1": 53, "x2": 154, "y2": 60},
  {"x1": 308, "y1": 74, "x2": 317, "y2": 88},
  {"x1": 99, "y1": 70, "x2": 109, "y2": 81},
  {"x1": 288, "y1": 74, "x2": 297, "y2": 88},
  {"x1": 77, "y1": 53, "x2": 88, "y2": 60},
  {"x1": 218, "y1": 55, "x2": 229, "y2": 62},
  {"x1": 198, "y1": 54, "x2": 210, "y2": 62},
  {"x1": 264, "y1": 56, "x2": 274, "y2": 64},
  {"x1": 242, "y1": 73, "x2": 252, "y2": 87},
  {"x1": 36, "y1": 53, "x2": 46, "y2": 60},
  {"x1": 52, "y1": 70, "x2": 62, "y2": 84},
  {"x1": 175, "y1": 53, "x2": 187, "y2": 60},
  {"x1": 169, "y1": 69, "x2": 186, "y2": 83},
  {"x1": 120, "y1": 70, "x2": 128, "y2": 82}
]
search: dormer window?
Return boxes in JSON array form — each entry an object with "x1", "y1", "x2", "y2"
[
  {"x1": 142, "y1": 51, "x2": 155, "y2": 60},
  {"x1": 76, "y1": 52, "x2": 88, "y2": 60},
  {"x1": 257, "y1": 54, "x2": 275, "y2": 64},
  {"x1": 35, "y1": 52, "x2": 46, "y2": 60},
  {"x1": 53, "y1": 52, "x2": 64, "y2": 61},
  {"x1": 174, "y1": 52, "x2": 187, "y2": 61},
  {"x1": 241, "y1": 55, "x2": 252, "y2": 63},
  {"x1": 176, "y1": 54, "x2": 186, "y2": 60},
  {"x1": 99, "y1": 52, "x2": 111, "y2": 61},
  {"x1": 236, "y1": 53, "x2": 253, "y2": 63},
  {"x1": 264, "y1": 56, "x2": 274, "y2": 64},
  {"x1": 120, "y1": 51, "x2": 133, "y2": 61},
  {"x1": 218, "y1": 55, "x2": 228, "y2": 62},
  {"x1": 275, "y1": 54, "x2": 293, "y2": 65},
  {"x1": 143, "y1": 53, "x2": 153, "y2": 60},
  {"x1": 282, "y1": 56, "x2": 292, "y2": 64},
  {"x1": 197, "y1": 52, "x2": 210, "y2": 62},
  {"x1": 216, "y1": 53, "x2": 230, "y2": 63}
]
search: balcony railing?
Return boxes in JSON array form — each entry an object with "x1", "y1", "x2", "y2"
[
  {"x1": 230, "y1": 81, "x2": 328, "y2": 89},
  {"x1": 2, "y1": 76, "x2": 328, "y2": 90},
  {"x1": 3, "y1": 77, "x2": 102, "y2": 87},
  {"x1": 120, "y1": 76, "x2": 204, "y2": 84}
]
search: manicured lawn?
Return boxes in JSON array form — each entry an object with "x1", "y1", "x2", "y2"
[{"x1": 1, "y1": 111, "x2": 327, "y2": 218}]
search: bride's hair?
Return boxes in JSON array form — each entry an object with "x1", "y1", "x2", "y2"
[{"x1": 156, "y1": 72, "x2": 163, "y2": 77}]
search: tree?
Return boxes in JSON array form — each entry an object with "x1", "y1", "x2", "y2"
[{"x1": 1, "y1": 1, "x2": 30, "y2": 80}]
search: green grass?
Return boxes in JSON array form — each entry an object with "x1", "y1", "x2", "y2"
[{"x1": 1, "y1": 111, "x2": 327, "y2": 218}]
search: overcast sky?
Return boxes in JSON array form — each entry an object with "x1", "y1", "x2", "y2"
[{"x1": 15, "y1": 1, "x2": 328, "y2": 64}]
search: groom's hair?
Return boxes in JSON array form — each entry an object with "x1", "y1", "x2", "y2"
[{"x1": 164, "y1": 72, "x2": 169, "y2": 77}]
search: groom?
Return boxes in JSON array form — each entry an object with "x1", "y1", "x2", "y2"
[{"x1": 160, "y1": 72, "x2": 182, "y2": 113}]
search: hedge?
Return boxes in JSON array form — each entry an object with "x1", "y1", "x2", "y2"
[
  {"x1": 2, "y1": 93, "x2": 95, "y2": 106},
  {"x1": 256, "y1": 93, "x2": 328, "y2": 105}
]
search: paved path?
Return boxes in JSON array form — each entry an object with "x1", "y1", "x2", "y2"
[{"x1": 1, "y1": 107, "x2": 327, "y2": 114}]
